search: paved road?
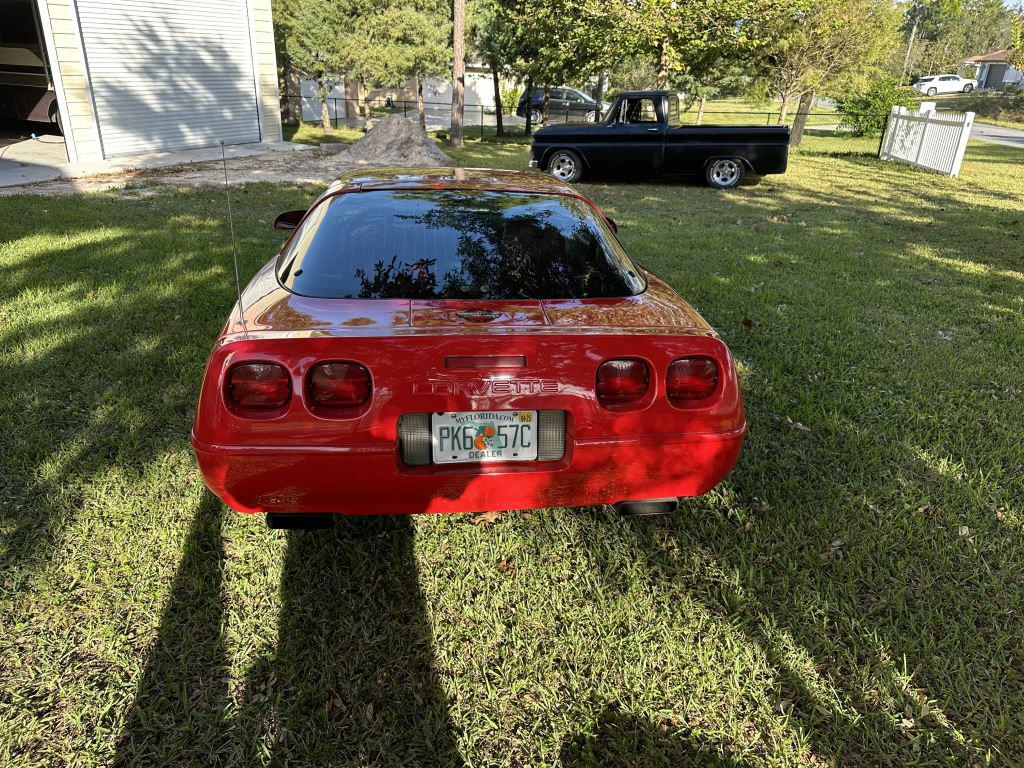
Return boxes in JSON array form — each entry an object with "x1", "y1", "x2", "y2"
[{"x1": 970, "y1": 121, "x2": 1024, "y2": 149}]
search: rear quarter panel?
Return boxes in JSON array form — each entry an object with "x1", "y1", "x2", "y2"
[{"x1": 663, "y1": 125, "x2": 790, "y2": 175}]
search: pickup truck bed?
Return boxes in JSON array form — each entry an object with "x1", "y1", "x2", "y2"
[{"x1": 530, "y1": 90, "x2": 789, "y2": 188}]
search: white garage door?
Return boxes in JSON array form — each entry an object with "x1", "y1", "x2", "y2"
[{"x1": 75, "y1": 0, "x2": 262, "y2": 157}]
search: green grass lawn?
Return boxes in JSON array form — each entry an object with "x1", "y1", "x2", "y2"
[
  {"x1": 1, "y1": 135, "x2": 1023, "y2": 767},
  {"x1": 911, "y1": 92, "x2": 1024, "y2": 131},
  {"x1": 282, "y1": 120, "x2": 365, "y2": 146}
]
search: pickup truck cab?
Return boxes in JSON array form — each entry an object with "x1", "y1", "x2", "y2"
[{"x1": 529, "y1": 90, "x2": 789, "y2": 189}]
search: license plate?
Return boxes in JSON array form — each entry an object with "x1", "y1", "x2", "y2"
[{"x1": 431, "y1": 410, "x2": 538, "y2": 464}]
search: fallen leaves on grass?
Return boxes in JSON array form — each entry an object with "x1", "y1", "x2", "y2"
[
  {"x1": 786, "y1": 417, "x2": 811, "y2": 432},
  {"x1": 741, "y1": 316, "x2": 755, "y2": 330},
  {"x1": 470, "y1": 510, "x2": 502, "y2": 525}
]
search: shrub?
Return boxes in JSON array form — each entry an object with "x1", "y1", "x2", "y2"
[
  {"x1": 499, "y1": 82, "x2": 521, "y2": 115},
  {"x1": 836, "y1": 78, "x2": 914, "y2": 136}
]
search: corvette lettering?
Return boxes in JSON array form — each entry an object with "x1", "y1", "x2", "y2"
[{"x1": 413, "y1": 379, "x2": 560, "y2": 396}]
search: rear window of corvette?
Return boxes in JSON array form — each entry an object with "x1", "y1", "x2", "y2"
[{"x1": 276, "y1": 189, "x2": 645, "y2": 300}]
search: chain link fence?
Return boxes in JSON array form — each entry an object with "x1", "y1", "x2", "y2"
[{"x1": 283, "y1": 96, "x2": 889, "y2": 156}]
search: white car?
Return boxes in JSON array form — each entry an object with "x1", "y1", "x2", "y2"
[{"x1": 912, "y1": 74, "x2": 977, "y2": 96}]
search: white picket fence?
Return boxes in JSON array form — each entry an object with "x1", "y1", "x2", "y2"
[{"x1": 879, "y1": 103, "x2": 974, "y2": 177}]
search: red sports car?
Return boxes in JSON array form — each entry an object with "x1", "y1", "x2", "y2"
[{"x1": 191, "y1": 168, "x2": 745, "y2": 527}]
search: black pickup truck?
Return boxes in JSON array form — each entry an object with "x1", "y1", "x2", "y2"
[{"x1": 529, "y1": 90, "x2": 789, "y2": 188}]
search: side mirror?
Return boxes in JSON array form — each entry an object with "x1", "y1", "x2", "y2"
[
  {"x1": 273, "y1": 210, "x2": 306, "y2": 231},
  {"x1": 605, "y1": 216, "x2": 618, "y2": 234}
]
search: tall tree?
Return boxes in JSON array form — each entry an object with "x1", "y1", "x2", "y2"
[
  {"x1": 271, "y1": 0, "x2": 301, "y2": 120},
  {"x1": 761, "y1": 0, "x2": 900, "y2": 137},
  {"x1": 351, "y1": 1, "x2": 451, "y2": 130},
  {"x1": 286, "y1": 0, "x2": 347, "y2": 132},
  {"x1": 631, "y1": 0, "x2": 798, "y2": 91},
  {"x1": 450, "y1": 0, "x2": 467, "y2": 147},
  {"x1": 902, "y1": 0, "x2": 1016, "y2": 79},
  {"x1": 469, "y1": 0, "x2": 517, "y2": 136},
  {"x1": 1010, "y1": 12, "x2": 1024, "y2": 78},
  {"x1": 495, "y1": 0, "x2": 633, "y2": 132}
]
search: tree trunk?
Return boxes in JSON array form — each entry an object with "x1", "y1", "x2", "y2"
[
  {"x1": 416, "y1": 77, "x2": 426, "y2": 131},
  {"x1": 789, "y1": 90, "x2": 814, "y2": 147},
  {"x1": 777, "y1": 93, "x2": 792, "y2": 125},
  {"x1": 542, "y1": 83, "x2": 550, "y2": 123},
  {"x1": 491, "y1": 61, "x2": 503, "y2": 137},
  {"x1": 696, "y1": 95, "x2": 706, "y2": 125},
  {"x1": 524, "y1": 75, "x2": 533, "y2": 136},
  {"x1": 593, "y1": 71, "x2": 605, "y2": 122},
  {"x1": 901, "y1": 18, "x2": 918, "y2": 83},
  {"x1": 449, "y1": 0, "x2": 466, "y2": 147},
  {"x1": 656, "y1": 39, "x2": 669, "y2": 89},
  {"x1": 356, "y1": 79, "x2": 367, "y2": 119},
  {"x1": 319, "y1": 79, "x2": 332, "y2": 133}
]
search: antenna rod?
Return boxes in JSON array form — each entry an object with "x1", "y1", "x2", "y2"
[{"x1": 221, "y1": 140, "x2": 248, "y2": 339}]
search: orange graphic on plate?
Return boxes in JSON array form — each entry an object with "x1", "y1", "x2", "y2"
[{"x1": 474, "y1": 425, "x2": 496, "y2": 450}]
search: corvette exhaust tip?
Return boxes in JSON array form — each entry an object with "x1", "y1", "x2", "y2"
[
  {"x1": 613, "y1": 498, "x2": 679, "y2": 516},
  {"x1": 265, "y1": 513, "x2": 338, "y2": 530}
]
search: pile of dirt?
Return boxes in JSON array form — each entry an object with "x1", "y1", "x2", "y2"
[
  {"x1": 343, "y1": 114, "x2": 451, "y2": 167},
  {"x1": 0, "y1": 115, "x2": 454, "y2": 196}
]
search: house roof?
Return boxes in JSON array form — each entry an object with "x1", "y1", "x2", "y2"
[{"x1": 964, "y1": 48, "x2": 1012, "y2": 63}]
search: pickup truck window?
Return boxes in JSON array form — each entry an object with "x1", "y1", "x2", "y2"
[
  {"x1": 668, "y1": 95, "x2": 680, "y2": 126},
  {"x1": 612, "y1": 97, "x2": 660, "y2": 124}
]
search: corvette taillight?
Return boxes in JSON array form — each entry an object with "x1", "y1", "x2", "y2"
[
  {"x1": 308, "y1": 362, "x2": 371, "y2": 408},
  {"x1": 596, "y1": 358, "x2": 649, "y2": 405},
  {"x1": 667, "y1": 357, "x2": 719, "y2": 402},
  {"x1": 227, "y1": 362, "x2": 291, "y2": 409}
]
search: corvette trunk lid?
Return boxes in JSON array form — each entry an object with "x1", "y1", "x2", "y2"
[
  {"x1": 236, "y1": 268, "x2": 714, "y2": 338},
  {"x1": 410, "y1": 300, "x2": 549, "y2": 328}
]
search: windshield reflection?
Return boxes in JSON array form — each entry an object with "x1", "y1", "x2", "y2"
[{"x1": 278, "y1": 190, "x2": 643, "y2": 301}]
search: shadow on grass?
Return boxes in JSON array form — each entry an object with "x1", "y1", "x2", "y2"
[
  {"x1": 112, "y1": 491, "x2": 228, "y2": 766},
  {"x1": 233, "y1": 518, "x2": 464, "y2": 766},
  {"x1": 112, "y1": 507, "x2": 464, "y2": 766},
  {"x1": 2, "y1": 139, "x2": 1022, "y2": 765},
  {"x1": 561, "y1": 705, "x2": 748, "y2": 767}
]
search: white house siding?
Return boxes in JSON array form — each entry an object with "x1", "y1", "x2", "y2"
[
  {"x1": 976, "y1": 61, "x2": 1024, "y2": 90},
  {"x1": 297, "y1": 78, "x2": 346, "y2": 123},
  {"x1": 33, "y1": 0, "x2": 280, "y2": 161},
  {"x1": 422, "y1": 72, "x2": 502, "y2": 107},
  {"x1": 75, "y1": 0, "x2": 262, "y2": 156},
  {"x1": 249, "y1": 0, "x2": 281, "y2": 141},
  {"x1": 36, "y1": 0, "x2": 103, "y2": 161},
  {"x1": 359, "y1": 69, "x2": 508, "y2": 108}
]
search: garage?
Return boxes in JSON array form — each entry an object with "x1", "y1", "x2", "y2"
[{"x1": 0, "y1": 0, "x2": 280, "y2": 164}]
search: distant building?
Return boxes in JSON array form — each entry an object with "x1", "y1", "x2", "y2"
[
  {"x1": 963, "y1": 49, "x2": 1023, "y2": 91},
  {"x1": 285, "y1": 63, "x2": 518, "y2": 124}
]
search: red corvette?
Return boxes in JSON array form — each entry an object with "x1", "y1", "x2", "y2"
[{"x1": 191, "y1": 168, "x2": 745, "y2": 526}]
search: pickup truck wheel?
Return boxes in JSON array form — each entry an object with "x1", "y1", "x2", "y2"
[
  {"x1": 584, "y1": 110, "x2": 596, "y2": 122},
  {"x1": 548, "y1": 150, "x2": 583, "y2": 182},
  {"x1": 529, "y1": 108, "x2": 543, "y2": 125},
  {"x1": 962, "y1": 83, "x2": 974, "y2": 93},
  {"x1": 705, "y1": 158, "x2": 744, "y2": 189}
]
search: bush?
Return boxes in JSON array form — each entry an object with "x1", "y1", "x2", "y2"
[
  {"x1": 499, "y1": 82, "x2": 521, "y2": 115},
  {"x1": 836, "y1": 78, "x2": 914, "y2": 136}
]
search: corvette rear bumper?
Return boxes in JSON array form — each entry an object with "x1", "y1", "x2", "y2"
[{"x1": 191, "y1": 426, "x2": 745, "y2": 516}]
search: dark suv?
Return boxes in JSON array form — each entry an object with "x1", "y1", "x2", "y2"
[{"x1": 515, "y1": 86, "x2": 607, "y2": 123}]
